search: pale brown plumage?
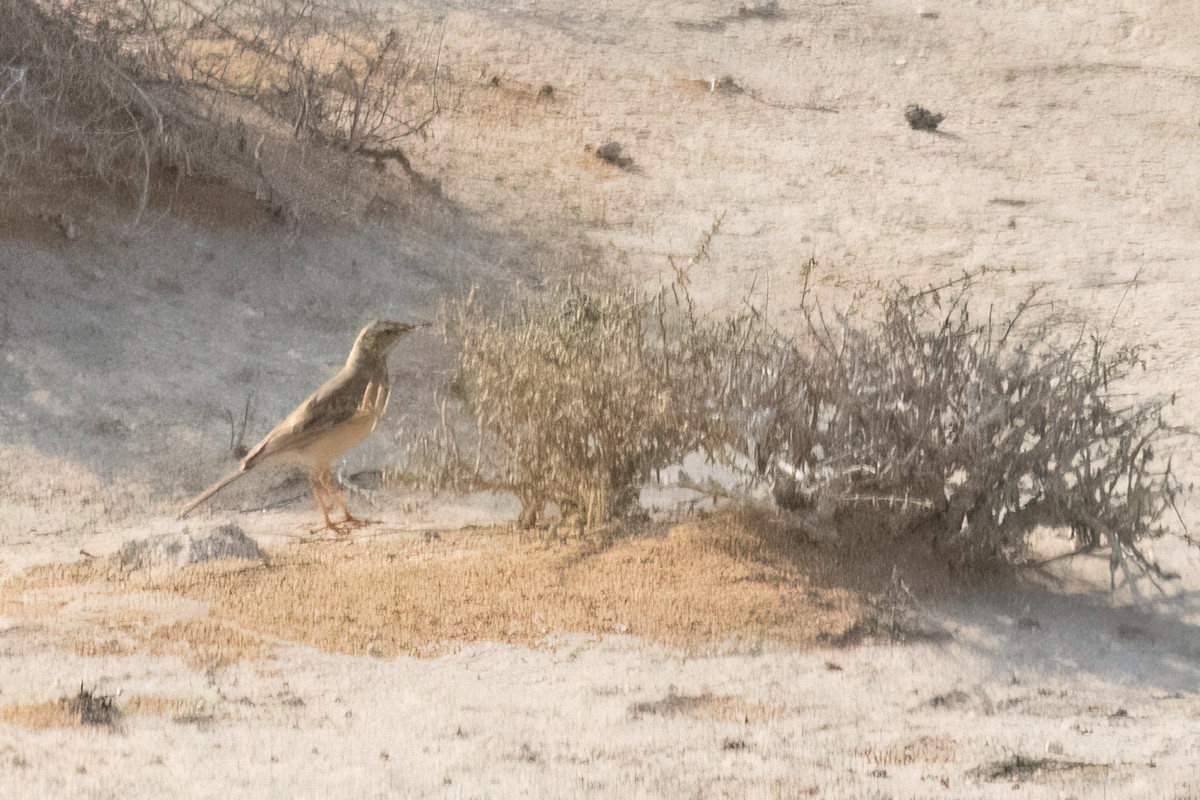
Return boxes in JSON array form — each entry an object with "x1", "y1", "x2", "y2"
[{"x1": 180, "y1": 320, "x2": 421, "y2": 531}]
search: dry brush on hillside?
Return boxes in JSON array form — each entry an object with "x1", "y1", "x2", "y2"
[{"x1": 0, "y1": 0, "x2": 446, "y2": 215}]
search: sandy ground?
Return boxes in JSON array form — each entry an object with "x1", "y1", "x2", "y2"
[
  {"x1": 3, "y1": 0, "x2": 1200, "y2": 796},
  {"x1": 2, "y1": 544, "x2": 1199, "y2": 799}
]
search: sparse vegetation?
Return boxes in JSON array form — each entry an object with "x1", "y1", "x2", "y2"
[
  {"x1": 627, "y1": 691, "x2": 778, "y2": 723},
  {"x1": 905, "y1": 104, "x2": 945, "y2": 131},
  {"x1": 423, "y1": 275, "x2": 724, "y2": 527},
  {"x1": 0, "y1": 0, "x2": 194, "y2": 215},
  {"x1": 1, "y1": 692, "x2": 209, "y2": 731},
  {"x1": 592, "y1": 141, "x2": 634, "y2": 169},
  {"x1": 970, "y1": 753, "x2": 1109, "y2": 782},
  {"x1": 1, "y1": 508, "x2": 895, "y2": 657},
  {"x1": 736, "y1": 1, "x2": 781, "y2": 21},
  {"x1": 414, "y1": 258, "x2": 1187, "y2": 573},
  {"x1": 1, "y1": 0, "x2": 446, "y2": 215},
  {"x1": 109, "y1": 0, "x2": 447, "y2": 163}
]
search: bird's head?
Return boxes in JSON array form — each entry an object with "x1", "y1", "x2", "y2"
[{"x1": 353, "y1": 320, "x2": 424, "y2": 358}]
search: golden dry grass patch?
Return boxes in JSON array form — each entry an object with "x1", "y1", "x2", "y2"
[
  {"x1": 0, "y1": 565, "x2": 267, "y2": 671},
  {"x1": 0, "y1": 693, "x2": 211, "y2": 731},
  {"x1": 0, "y1": 509, "x2": 939, "y2": 663},
  {"x1": 146, "y1": 619, "x2": 264, "y2": 671},
  {"x1": 160, "y1": 509, "x2": 872, "y2": 657},
  {"x1": 0, "y1": 699, "x2": 83, "y2": 730},
  {"x1": 0, "y1": 561, "x2": 95, "y2": 617}
]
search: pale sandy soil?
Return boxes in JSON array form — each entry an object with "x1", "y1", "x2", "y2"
[
  {"x1": 3, "y1": 0, "x2": 1200, "y2": 797},
  {"x1": 2, "y1": 544, "x2": 1199, "y2": 799}
]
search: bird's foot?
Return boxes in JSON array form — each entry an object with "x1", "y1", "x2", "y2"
[
  {"x1": 307, "y1": 520, "x2": 351, "y2": 538},
  {"x1": 334, "y1": 514, "x2": 377, "y2": 530}
]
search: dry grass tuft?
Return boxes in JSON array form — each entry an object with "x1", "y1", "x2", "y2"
[
  {"x1": 970, "y1": 754, "x2": 1112, "y2": 783},
  {"x1": 1, "y1": 693, "x2": 208, "y2": 731},
  {"x1": 73, "y1": 636, "x2": 137, "y2": 659},
  {"x1": 123, "y1": 694, "x2": 216, "y2": 727},
  {"x1": 861, "y1": 735, "x2": 959, "y2": 766},
  {"x1": 628, "y1": 691, "x2": 779, "y2": 723}
]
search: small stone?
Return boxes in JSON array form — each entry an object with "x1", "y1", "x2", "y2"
[
  {"x1": 114, "y1": 524, "x2": 266, "y2": 572},
  {"x1": 593, "y1": 141, "x2": 634, "y2": 170},
  {"x1": 905, "y1": 104, "x2": 945, "y2": 131}
]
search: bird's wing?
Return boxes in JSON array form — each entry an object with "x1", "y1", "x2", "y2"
[{"x1": 241, "y1": 367, "x2": 372, "y2": 470}]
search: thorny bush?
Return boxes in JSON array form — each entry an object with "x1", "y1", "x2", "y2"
[
  {"x1": 414, "y1": 264, "x2": 1189, "y2": 577},
  {"x1": 762, "y1": 271, "x2": 1189, "y2": 576}
]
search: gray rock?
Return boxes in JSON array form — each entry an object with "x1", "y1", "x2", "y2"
[
  {"x1": 737, "y1": 1, "x2": 780, "y2": 19},
  {"x1": 115, "y1": 524, "x2": 267, "y2": 571}
]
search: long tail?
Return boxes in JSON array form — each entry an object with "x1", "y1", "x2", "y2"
[{"x1": 179, "y1": 470, "x2": 245, "y2": 519}]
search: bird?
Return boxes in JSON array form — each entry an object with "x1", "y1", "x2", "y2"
[{"x1": 180, "y1": 320, "x2": 422, "y2": 532}]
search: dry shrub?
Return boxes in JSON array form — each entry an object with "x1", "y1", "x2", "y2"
[
  {"x1": 423, "y1": 280, "x2": 722, "y2": 527},
  {"x1": 1, "y1": 0, "x2": 445, "y2": 211},
  {"x1": 406, "y1": 218, "x2": 774, "y2": 528},
  {"x1": 756, "y1": 271, "x2": 1188, "y2": 574},
  {"x1": 87, "y1": 0, "x2": 445, "y2": 164},
  {"x1": 416, "y1": 255, "x2": 1187, "y2": 573},
  {"x1": 0, "y1": 0, "x2": 193, "y2": 212},
  {"x1": 160, "y1": 510, "x2": 869, "y2": 656}
]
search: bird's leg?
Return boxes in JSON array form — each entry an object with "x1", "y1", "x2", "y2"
[
  {"x1": 309, "y1": 472, "x2": 345, "y2": 535},
  {"x1": 323, "y1": 468, "x2": 376, "y2": 530}
]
